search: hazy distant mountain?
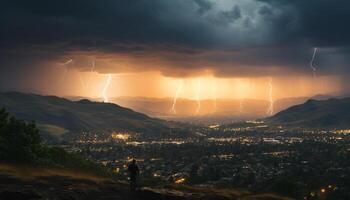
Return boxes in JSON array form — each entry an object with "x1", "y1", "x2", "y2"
[
  {"x1": 113, "y1": 97, "x2": 269, "y2": 115},
  {"x1": 110, "y1": 96, "x2": 315, "y2": 123},
  {"x1": 0, "y1": 92, "x2": 193, "y2": 140},
  {"x1": 267, "y1": 98, "x2": 350, "y2": 128}
]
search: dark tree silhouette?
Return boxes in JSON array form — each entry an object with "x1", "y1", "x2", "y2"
[
  {"x1": 0, "y1": 108, "x2": 109, "y2": 177},
  {"x1": 0, "y1": 108, "x2": 41, "y2": 163}
]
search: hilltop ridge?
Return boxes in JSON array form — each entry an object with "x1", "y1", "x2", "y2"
[
  {"x1": 0, "y1": 91, "x2": 193, "y2": 140},
  {"x1": 267, "y1": 97, "x2": 350, "y2": 128}
]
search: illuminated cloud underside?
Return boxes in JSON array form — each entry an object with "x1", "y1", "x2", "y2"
[{"x1": 0, "y1": 0, "x2": 350, "y2": 98}]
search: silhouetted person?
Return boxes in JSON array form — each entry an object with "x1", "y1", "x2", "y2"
[{"x1": 127, "y1": 159, "x2": 139, "y2": 191}]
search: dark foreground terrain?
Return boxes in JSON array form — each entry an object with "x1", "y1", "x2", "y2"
[{"x1": 0, "y1": 165, "x2": 291, "y2": 200}]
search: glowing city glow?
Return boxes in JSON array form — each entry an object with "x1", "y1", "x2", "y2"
[
  {"x1": 267, "y1": 77, "x2": 274, "y2": 116},
  {"x1": 175, "y1": 178, "x2": 186, "y2": 184},
  {"x1": 171, "y1": 79, "x2": 184, "y2": 114},
  {"x1": 111, "y1": 132, "x2": 130, "y2": 140},
  {"x1": 102, "y1": 74, "x2": 112, "y2": 102}
]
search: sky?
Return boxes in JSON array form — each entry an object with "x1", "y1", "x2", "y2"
[{"x1": 0, "y1": 0, "x2": 349, "y2": 100}]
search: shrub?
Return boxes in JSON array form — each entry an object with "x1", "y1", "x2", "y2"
[{"x1": 0, "y1": 108, "x2": 110, "y2": 177}]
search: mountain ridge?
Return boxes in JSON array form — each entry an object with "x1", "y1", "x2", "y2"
[
  {"x1": 267, "y1": 97, "x2": 350, "y2": 128},
  {"x1": 0, "y1": 91, "x2": 193, "y2": 140}
]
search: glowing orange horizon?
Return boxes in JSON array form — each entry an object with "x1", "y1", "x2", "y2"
[{"x1": 48, "y1": 70, "x2": 342, "y2": 103}]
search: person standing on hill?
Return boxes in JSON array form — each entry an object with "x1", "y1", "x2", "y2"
[{"x1": 127, "y1": 159, "x2": 140, "y2": 191}]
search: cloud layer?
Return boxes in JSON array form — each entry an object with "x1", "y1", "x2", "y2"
[{"x1": 0, "y1": 0, "x2": 350, "y2": 78}]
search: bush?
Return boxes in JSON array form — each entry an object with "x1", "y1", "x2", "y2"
[
  {"x1": 0, "y1": 108, "x2": 110, "y2": 177},
  {"x1": 0, "y1": 108, "x2": 41, "y2": 163}
]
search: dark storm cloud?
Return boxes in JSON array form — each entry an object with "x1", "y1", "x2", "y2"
[
  {"x1": 213, "y1": 5, "x2": 242, "y2": 25},
  {"x1": 194, "y1": 0, "x2": 214, "y2": 15},
  {"x1": 0, "y1": 0, "x2": 216, "y2": 49},
  {"x1": 258, "y1": 0, "x2": 350, "y2": 46},
  {"x1": 220, "y1": 5, "x2": 242, "y2": 22},
  {"x1": 0, "y1": 0, "x2": 350, "y2": 78}
]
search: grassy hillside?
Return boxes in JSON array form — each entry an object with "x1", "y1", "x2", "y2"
[
  {"x1": 0, "y1": 92, "x2": 193, "y2": 140},
  {"x1": 267, "y1": 98, "x2": 350, "y2": 128},
  {"x1": 0, "y1": 164, "x2": 293, "y2": 200}
]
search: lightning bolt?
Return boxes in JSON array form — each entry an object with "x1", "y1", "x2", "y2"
[
  {"x1": 239, "y1": 99, "x2": 244, "y2": 113},
  {"x1": 58, "y1": 59, "x2": 85, "y2": 90},
  {"x1": 239, "y1": 78, "x2": 251, "y2": 113},
  {"x1": 310, "y1": 47, "x2": 318, "y2": 77},
  {"x1": 266, "y1": 77, "x2": 274, "y2": 116},
  {"x1": 195, "y1": 79, "x2": 201, "y2": 115},
  {"x1": 102, "y1": 74, "x2": 112, "y2": 103},
  {"x1": 212, "y1": 80, "x2": 218, "y2": 112},
  {"x1": 91, "y1": 60, "x2": 96, "y2": 72},
  {"x1": 61, "y1": 59, "x2": 73, "y2": 66},
  {"x1": 171, "y1": 79, "x2": 184, "y2": 114},
  {"x1": 59, "y1": 59, "x2": 73, "y2": 83},
  {"x1": 60, "y1": 68, "x2": 69, "y2": 84},
  {"x1": 85, "y1": 60, "x2": 96, "y2": 89},
  {"x1": 78, "y1": 72, "x2": 86, "y2": 90}
]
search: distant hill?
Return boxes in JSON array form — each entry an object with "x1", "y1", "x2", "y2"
[
  {"x1": 0, "y1": 92, "x2": 193, "y2": 140},
  {"x1": 111, "y1": 97, "x2": 297, "y2": 120},
  {"x1": 267, "y1": 98, "x2": 350, "y2": 128},
  {"x1": 74, "y1": 95, "x2": 340, "y2": 124}
]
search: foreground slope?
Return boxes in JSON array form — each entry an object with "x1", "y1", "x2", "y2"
[
  {"x1": 0, "y1": 92, "x2": 191, "y2": 139},
  {"x1": 0, "y1": 164, "x2": 292, "y2": 200},
  {"x1": 267, "y1": 98, "x2": 350, "y2": 128}
]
